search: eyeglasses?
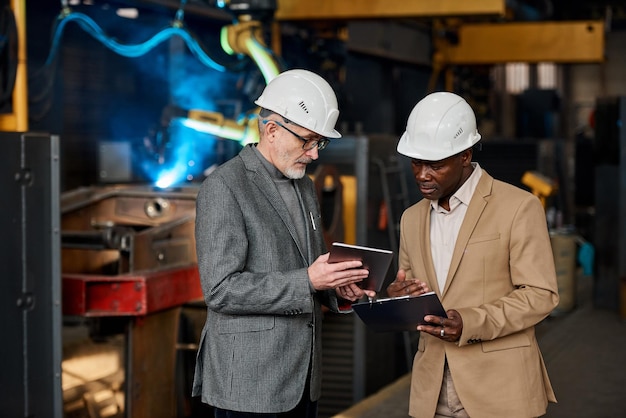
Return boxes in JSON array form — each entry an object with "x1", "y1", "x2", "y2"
[{"x1": 263, "y1": 119, "x2": 330, "y2": 151}]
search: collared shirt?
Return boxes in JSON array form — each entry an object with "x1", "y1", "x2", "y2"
[{"x1": 430, "y1": 162, "x2": 483, "y2": 293}]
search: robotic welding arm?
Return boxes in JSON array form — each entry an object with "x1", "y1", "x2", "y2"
[
  {"x1": 47, "y1": 1, "x2": 282, "y2": 147},
  {"x1": 183, "y1": 0, "x2": 282, "y2": 145},
  {"x1": 184, "y1": 109, "x2": 260, "y2": 145},
  {"x1": 180, "y1": 16, "x2": 281, "y2": 145},
  {"x1": 220, "y1": 17, "x2": 281, "y2": 85}
]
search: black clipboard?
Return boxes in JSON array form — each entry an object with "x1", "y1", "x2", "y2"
[
  {"x1": 328, "y1": 242, "x2": 393, "y2": 292},
  {"x1": 352, "y1": 292, "x2": 447, "y2": 332}
]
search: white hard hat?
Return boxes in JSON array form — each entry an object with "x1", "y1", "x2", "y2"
[
  {"x1": 397, "y1": 92, "x2": 481, "y2": 161},
  {"x1": 254, "y1": 69, "x2": 341, "y2": 138}
]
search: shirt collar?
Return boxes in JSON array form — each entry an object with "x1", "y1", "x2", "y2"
[
  {"x1": 430, "y1": 162, "x2": 483, "y2": 213},
  {"x1": 252, "y1": 144, "x2": 287, "y2": 180}
]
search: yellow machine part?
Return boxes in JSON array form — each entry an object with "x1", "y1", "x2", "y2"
[
  {"x1": 340, "y1": 175, "x2": 357, "y2": 245},
  {"x1": 438, "y1": 20, "x2": 605, "y2": 64},
  {"x1": 0, "y1": 0, "x2": 28, "y2": 132},
  {"x1": 521, "y1": 171, "x2": 557, "y2": 209},
  {"x1": 275, "y1": 0, "x2": 506, "y2": 20},
  {"x1": 310, "y1": 170, "x2": 358, "y2": 246}
]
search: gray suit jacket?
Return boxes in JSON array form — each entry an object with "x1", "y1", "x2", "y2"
[{"x1": 192, "y1": 144, "x2": 340, "y2": 413}]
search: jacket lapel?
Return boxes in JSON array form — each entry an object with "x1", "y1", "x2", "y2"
[
  {"x1": 421, "y1": 208, "x2": 442, "y2": 297},
  {"x1": 241, "y1": 146, "x2": 308, "y2": 262},
  {"x1": 293, "y1": 180, "x2": 316, "y2": 263},
  {"x1": 442, "y1": 171, "x2": 494, "y2": 295}
]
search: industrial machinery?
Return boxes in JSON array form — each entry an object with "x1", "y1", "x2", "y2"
[
  {"x1": 521, "y1": 170, "x2": 558, "y2": 209},
  {"x1": 0, "y1": 2, "x2": 284, "y2": 416},
  {"x1": 60, "y1": 185, "x2": 200, "y2": 311},
  {"x1": 44, "y1": 0, "x2": 282, "y2": 148},
  {"x1": 60, "y1": 184, "x2": 203, "y2": 417}
]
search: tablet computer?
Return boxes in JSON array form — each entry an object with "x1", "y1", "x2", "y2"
[{"x1": 328, "y1": 242, "x2": 393, "y2": 292}]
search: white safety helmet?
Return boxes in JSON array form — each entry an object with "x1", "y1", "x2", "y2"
[
  {"x1": 254, "y1": 69, "x2": 341, "y2": 138},
  {"x1": 397, "y1": 92, "x2": 481, "y2": 161}
]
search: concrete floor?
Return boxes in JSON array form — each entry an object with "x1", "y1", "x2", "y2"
[
  {"x1": 536, "y1": 276, "x2": 626, "y2": 418},
  {"x1": 333, "y1": 275, "x2": 626, "y2": 418}
]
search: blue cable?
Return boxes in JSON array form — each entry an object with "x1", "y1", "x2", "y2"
[{"x1": 42, "y1": 12, "x2": 229, "y2": 72}]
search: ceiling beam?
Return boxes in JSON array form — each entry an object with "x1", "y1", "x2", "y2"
[
  {"x1": 108, "y1": 0, "x2": 232, "y2": 21},
  {"x1": 438, "y1": 20, "x2": 605, "y2": 64},
  {"x1": 275, "y1": 0, "x2": 506, "y2": 21}
]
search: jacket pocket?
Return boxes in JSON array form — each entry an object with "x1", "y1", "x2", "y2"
[
  {"x1": 467, "y1": 233, "x2": 500, "y2": 245},
  {"x1": 217, "y1": 314, "x2": 276, "y2": 334},
  {"x1": 481, "y1": 331, "x2": 530, "y2": 352}
]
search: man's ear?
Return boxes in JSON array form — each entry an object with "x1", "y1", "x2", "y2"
[
  {"x1": 263, "y1": 120, "x2": 277, "y2": 143},
  {"x1": 461, "y1": 148, "x2": 473, "y2": 166}
]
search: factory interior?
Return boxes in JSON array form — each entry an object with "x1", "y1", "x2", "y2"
[{"x1": 2, "y1": 0, "x2": 626, "y2": 417}]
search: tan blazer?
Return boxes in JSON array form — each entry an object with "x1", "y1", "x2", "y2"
[{"x1": 399, "y1": 170, "x2": 559, "y2": 418}]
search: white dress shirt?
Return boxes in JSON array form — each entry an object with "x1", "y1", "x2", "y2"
[{"x1": 430, "y1": 163, "x2": 483, "y2": 293}]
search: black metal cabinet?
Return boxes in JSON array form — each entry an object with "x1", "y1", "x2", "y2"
[{"x1": 0, "y1": 132, "x2": 63, "y2": 417}]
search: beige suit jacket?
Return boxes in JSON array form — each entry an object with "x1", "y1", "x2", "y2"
[{"x1": 399, "y1": 170, "x2": 559, "y2": 418}]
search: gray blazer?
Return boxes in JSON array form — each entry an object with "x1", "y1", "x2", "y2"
[{"x1": 192, "y1": 144, "x2": 340, "y2": 413}]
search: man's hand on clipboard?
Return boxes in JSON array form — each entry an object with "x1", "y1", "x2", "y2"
[
  {"x1": 419, "y1": 309, "x2": 463, "y2": 343},
  {"x1": 387, "y1": 269, "x2": 431, "y2": 297}
]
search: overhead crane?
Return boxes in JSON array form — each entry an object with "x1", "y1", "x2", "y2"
[{"x1": 272, "y1": 0, "x2": 605, "y2": 91}]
